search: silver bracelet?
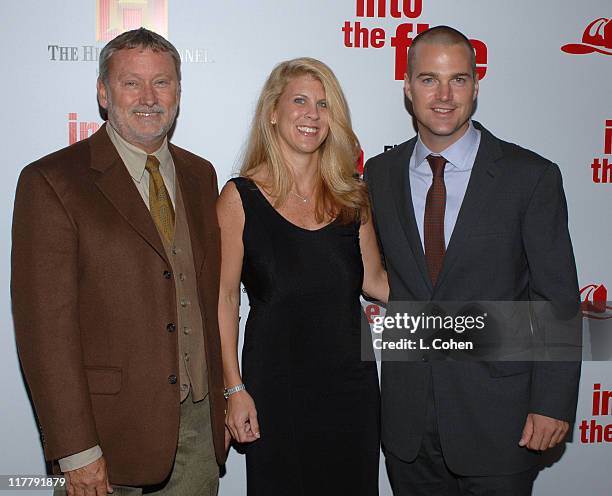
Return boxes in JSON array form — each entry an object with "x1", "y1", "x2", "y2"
[{"x1": 224, "y1": 383, "x2": 246, "y2": 399}]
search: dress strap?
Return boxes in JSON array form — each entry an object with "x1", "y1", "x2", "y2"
[
  {"x1": 228, "y1": 176, "x2": 269, "y2": 224},
  {"x1": 228, "y1": 176, "x2": 258, "y2": 203}
]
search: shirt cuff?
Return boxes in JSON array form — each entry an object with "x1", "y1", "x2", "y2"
[{"x1": 58, "y1": 445, "x2": 103, "y2": 472}]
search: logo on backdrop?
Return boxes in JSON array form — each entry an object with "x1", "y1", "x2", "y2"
[
  {"x1": 580, "y1": 283, "x2": 612, "y2": 320},
  {"x1": 68, "y1": 113, "x2": 101, "y2": 145},
  {"x1": 561, "y1": 18, "x2": 612, "y2": 56},
  {"x1": 356, "y1": 149, "x2": 365, "y2": 175},
  {"x1": 579, "y1": 383, "x2": 612, "y2": 444},
  {"x1": 590, "y1": 120, "x2": 612, "y2": 184},
  {"x1": 340, "y1": 0, "x2": 488, "y2": 80},
  {"x1": 49, "y1": 0, "x2": 212, "y2": 64},
  {"x1": 97, "y1": 0, "x2": 168, "y2": 42}
]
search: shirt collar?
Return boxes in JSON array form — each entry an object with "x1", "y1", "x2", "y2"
[
  {"x1": 413, "y1": 120, "x2": 479, "y2": 172},
  {"x1": 106, "y1": 123, "x2": 172, "y2": 183}
]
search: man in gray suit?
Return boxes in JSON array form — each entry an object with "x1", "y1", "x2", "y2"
[{"x1": 364, "y1": 25, "x2": 580, "y2": 495}]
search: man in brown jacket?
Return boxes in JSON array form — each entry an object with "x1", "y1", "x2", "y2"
[{"x1": 12, "y1": 28, "x2": 227, "y2": 495}]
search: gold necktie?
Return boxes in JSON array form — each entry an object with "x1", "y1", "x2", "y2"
[{"x1": 145, "y1": 155, "x2": 175, "y2": 243}]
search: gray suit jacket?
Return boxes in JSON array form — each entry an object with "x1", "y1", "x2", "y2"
[{"x1": 364, "y1": 121, "x2": 581, "y2": 476}]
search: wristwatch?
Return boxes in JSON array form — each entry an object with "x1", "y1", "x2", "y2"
[{"x1": 224, "y1": 383, "x2": 246, "y2": 399}]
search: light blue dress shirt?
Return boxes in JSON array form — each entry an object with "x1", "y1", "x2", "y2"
[{"x1": 409, "y1": 121, "x2": 481, "y2": 250}]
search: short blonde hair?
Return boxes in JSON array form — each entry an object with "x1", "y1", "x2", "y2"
[{"x1": 240, "y1": 57, "x2": 367, "y2": 223}]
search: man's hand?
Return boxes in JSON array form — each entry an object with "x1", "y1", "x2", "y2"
[
  {"x1": 64, "y1": 456, "x2": 113, "y2": 496},
  {"x1": 519, "y1": 413, "x2": 569, "y2": 451}
]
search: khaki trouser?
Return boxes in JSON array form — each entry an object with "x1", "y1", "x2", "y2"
[{"x1": 56, "y1": 395, "x2": 219, "y2": 496}]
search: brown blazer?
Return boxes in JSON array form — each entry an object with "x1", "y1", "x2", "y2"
[{"x1": 11, "y1": 124, "x2": 226, "y2": 485}]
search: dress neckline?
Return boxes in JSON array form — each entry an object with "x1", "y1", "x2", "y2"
[{"x1": 244, "y1": 177, "x2": 337, "y2": 233}]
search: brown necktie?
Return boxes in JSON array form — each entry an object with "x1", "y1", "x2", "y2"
[
  {"x1": 424, "y1": 154, "x2": 447, "y2": 285},
  {"x1": 145, "y1": 155, "x2": 175, "y2": 243}
]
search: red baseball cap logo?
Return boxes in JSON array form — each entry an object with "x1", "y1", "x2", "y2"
[{"x1": 562, "y1": 18, "x2": 612, "y2": 55}]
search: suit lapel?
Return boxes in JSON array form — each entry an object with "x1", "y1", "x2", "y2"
[
  {"x1": 390, "y1": 139, "x2": 434, "y2": 293},
  {"x1": 172, "y1": 146, "x2": 207, "y2": 273},
  {"x1": 90, "y1": 124, "x2": 169, "y2": 263},
  {"x1": 434, "y1": 123, "x2": 503, "y2": 292}
]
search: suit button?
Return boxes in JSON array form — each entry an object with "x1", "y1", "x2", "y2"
[
  {"x1": 421, "y1": 355, "x2": 429, "y2": 362},
  {"x1": 163, "y1": 270, "x2": 172, "y2": 279},
  {"x1": 168, "y1": 374, "x2": 177, "y2": 384},
  {"x1": 166, "y1": 323, "x2": 176, "y2": 332}
]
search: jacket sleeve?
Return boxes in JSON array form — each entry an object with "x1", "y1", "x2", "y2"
[
  {"x1": 11, "y1": 165, "x2": 99, "y2": 460},
  {"x1": 521, "y1": 163, "x2": 582, "y2": 422},
  {"x1": 364, "y1": 158, "x2": 386, "y2": 263}
]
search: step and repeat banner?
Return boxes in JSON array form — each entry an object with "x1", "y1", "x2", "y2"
[{"x1": 0, "y1": 1, "x2": 610, "y2": 495}]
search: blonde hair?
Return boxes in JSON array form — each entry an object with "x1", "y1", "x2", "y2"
[{"x1": 240, "y1": 57, "x2": 367, "y2": 223}]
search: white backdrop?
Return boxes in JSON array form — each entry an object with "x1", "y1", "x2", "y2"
[{"x1": 0, "y1": 1, "x2": 610, "y2": 495}]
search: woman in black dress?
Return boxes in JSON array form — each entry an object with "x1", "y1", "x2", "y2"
[{"x1": 217, "y1": 57, "x2": 388, "y2": 496}]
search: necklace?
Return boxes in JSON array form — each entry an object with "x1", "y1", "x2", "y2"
[{"x1": 291, "y1": 190, "x2": 309, "y2": 203}]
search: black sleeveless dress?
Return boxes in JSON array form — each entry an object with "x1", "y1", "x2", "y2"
[{"x1": 230, "y1": 177, "x2": 380, "y2": 496}]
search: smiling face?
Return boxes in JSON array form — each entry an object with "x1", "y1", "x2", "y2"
[
  {"x1": 405, "y1": 42, "x2": 478, "y2": 152},
  {"x1": 271, "y1": 74, "x2": 330, "y2": 164},
  {"x1": 97, "y1": 47, "x2": 180, "y2": 153}
]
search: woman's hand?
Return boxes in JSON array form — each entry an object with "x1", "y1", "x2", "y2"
[{"x1": 225, "y1": 390, "x2": 261, "y2": 443}]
